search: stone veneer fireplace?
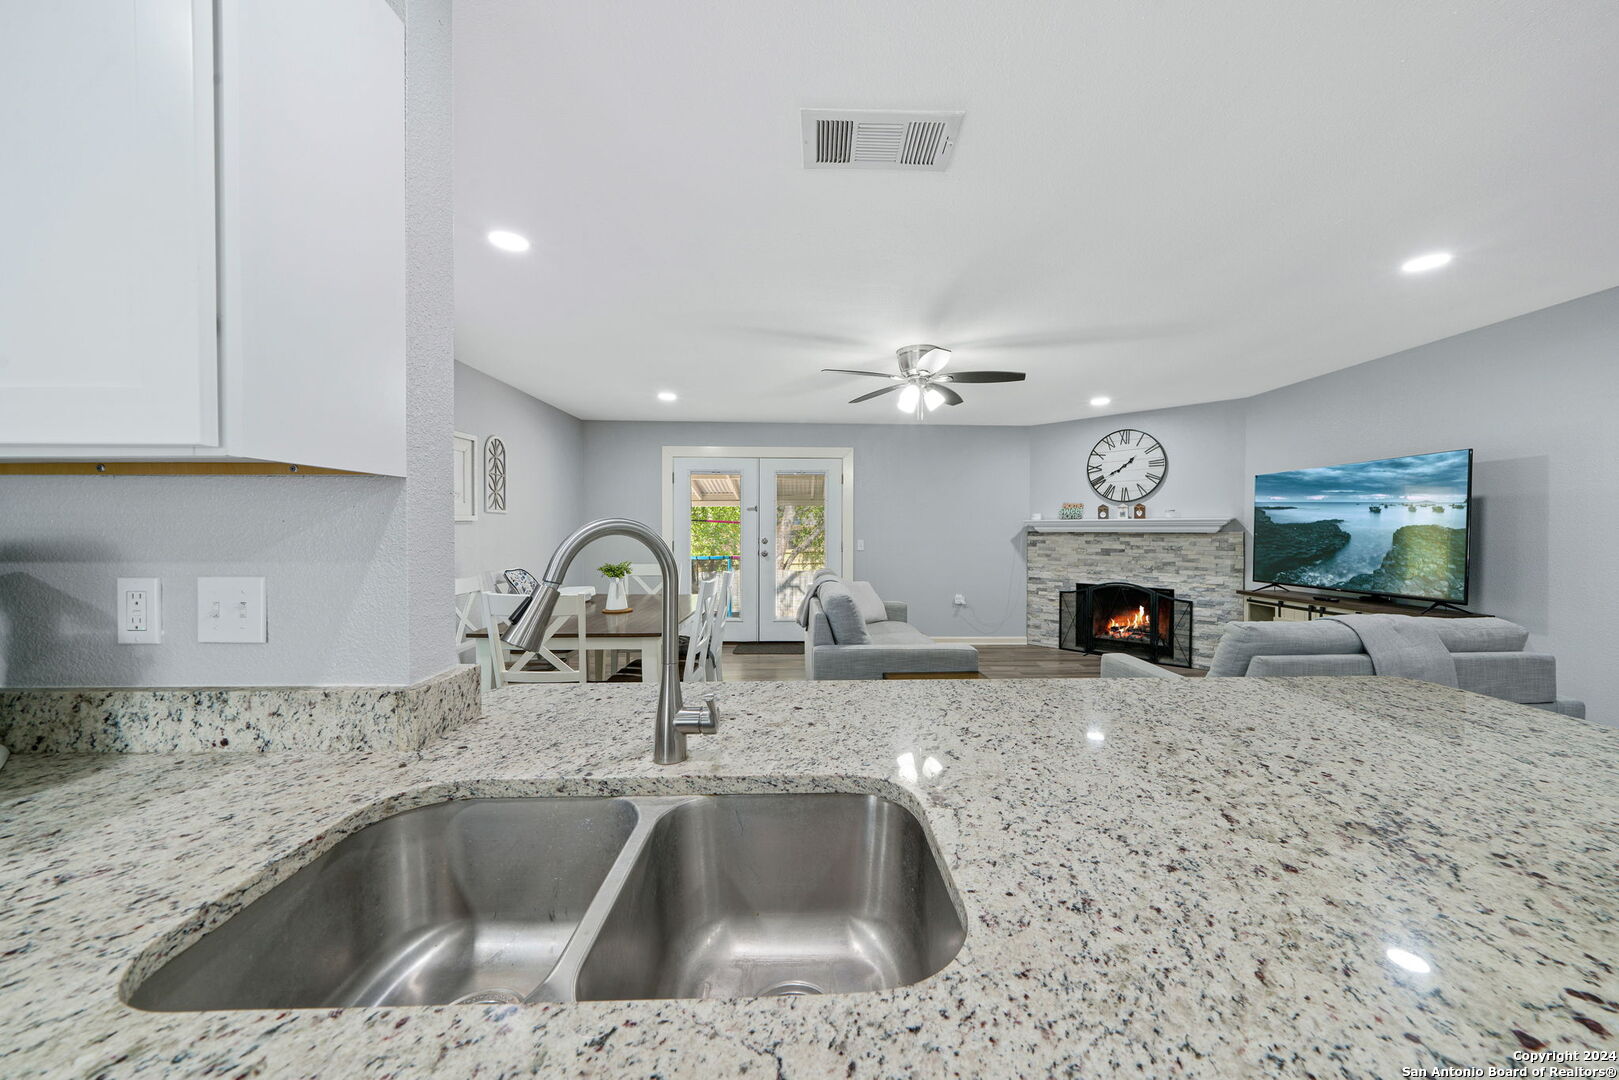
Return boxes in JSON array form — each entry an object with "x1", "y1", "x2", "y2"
[{"x1": 1025, "y1": 521, "x2": 1244, "y2": 669}]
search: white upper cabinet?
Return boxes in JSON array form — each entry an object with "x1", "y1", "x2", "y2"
[
  {"x1": 0, "y1": 0, "x2": 407, "y2": 475},
  {"x1": 0, "y1": 0, "x2": 219, "y2": 447}
]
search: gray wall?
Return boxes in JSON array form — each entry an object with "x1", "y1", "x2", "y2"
[
  {"x1": 580, "y1": 421, "x2": 1032, "y2": 638},
  {"x1": 1029, "y1": 400, "x2": 1247, "y2": 521},
  {"x1": 0, "y1": 0, "x2": 455, "y2": 690},
  {"x1": 1243, "y1": 287, "x2": 1619, "y2": 724},
  {"x1": 452, "y1": 363, "x2": 586, "y2": 580}
]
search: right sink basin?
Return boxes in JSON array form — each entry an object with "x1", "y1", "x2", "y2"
[{"x1": 570, "y1": 793, "x2": 965, "y2": 1000}]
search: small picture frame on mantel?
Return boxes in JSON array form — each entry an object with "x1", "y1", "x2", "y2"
[{"x1": 1096, "y1": 505, "x2": 1110, "y2": 520}]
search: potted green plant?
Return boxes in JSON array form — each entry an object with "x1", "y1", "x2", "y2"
[{"x1": 599, "y1": 560, "x2": 635, "y2": 613}]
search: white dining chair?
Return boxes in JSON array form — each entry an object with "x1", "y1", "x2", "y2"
[
  {"x1": 483, "y1": 590, "x2": 588, "y2": 686},
  {"x1": 707, "y1": 568, "x2": 735, "y2": 680},
  {"x1": 454, "y1": 576, "x2": 486, "y2": 668},
  {"x1": 627, "y1": 562, "x2": 664, "y2": 597},
  {"x1": 682, "y1": 573, "x2": 721, "y2": 682}
]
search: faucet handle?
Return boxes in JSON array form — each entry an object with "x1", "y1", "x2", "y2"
[{"x1": 674, "y1": 694, "x2": 720, "y2": 736}]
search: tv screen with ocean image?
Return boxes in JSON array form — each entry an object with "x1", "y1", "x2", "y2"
[{"x1": 1252, "y1": 449, "x2": 1473, "y2": 603}]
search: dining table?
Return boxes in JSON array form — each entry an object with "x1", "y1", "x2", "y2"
[{"x1": 580, "y1": 592, "x2": 695, "y2": 681}]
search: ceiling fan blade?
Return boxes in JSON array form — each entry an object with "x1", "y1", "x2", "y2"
[
  {"x1": 932, "y1": 383, "x2": 964, "y2": 406},
  {"x1": 939, "y1": 371, "x2": 1027, "y2": 384},
  {"x1": 823, "y1": 368, "x2": 897, "y2": 379},
  {"x1": 850, "y1": 384, "x2": 903, "y2": 404}
]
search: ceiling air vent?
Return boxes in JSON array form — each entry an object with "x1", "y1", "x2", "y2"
[{"x1": 802, "y1": 109, "x2": 965, "y2": 171}]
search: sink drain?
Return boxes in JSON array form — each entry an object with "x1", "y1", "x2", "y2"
[
  {"x1": 758, "y1": 981, "x2": 825, "y2": 997},
  {"x1": 450, "y1": 987, "x2": 525, "y2": 1005}
]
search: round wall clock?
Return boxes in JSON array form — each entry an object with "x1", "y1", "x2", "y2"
[{"x1": 1087, "y1": 428, "x2": 1167, "y2": 502}]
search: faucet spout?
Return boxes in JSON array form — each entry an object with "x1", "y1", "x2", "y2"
[{"x1": 502, "y1": 518, "x2": 716, "y2": 764}]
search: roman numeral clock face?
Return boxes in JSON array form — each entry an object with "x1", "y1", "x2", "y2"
[{"x1": 1088, "y1": 429, "x2": 1167, "y2": 502}]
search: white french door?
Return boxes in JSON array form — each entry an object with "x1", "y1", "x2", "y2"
[{"x1": 671, "y1": 456, "x2": 845, "y2": 641}]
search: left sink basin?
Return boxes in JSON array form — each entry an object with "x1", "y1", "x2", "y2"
[{"x1": 127, "y1": 798, "x2": 639, "y2": 1011}]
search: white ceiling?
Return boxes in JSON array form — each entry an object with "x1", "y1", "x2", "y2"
[{"x1": 453, "y1": 0, "x2": 1619, "y2": 426}]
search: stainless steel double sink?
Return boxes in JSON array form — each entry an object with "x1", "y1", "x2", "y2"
[{"x1": 127, "y1": 793, "x2": 965, "y2": 1010}]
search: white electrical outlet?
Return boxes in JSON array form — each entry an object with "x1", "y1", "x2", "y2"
[
  {"x1": 197, "y1": 577, "x2": 268, "y2": 643},
  {"x1": 953, "y1": 593, "x2": 966, "y2": 606},
  {"x1": 117, "y1": 577, "x2": 162, "y2": 644}
]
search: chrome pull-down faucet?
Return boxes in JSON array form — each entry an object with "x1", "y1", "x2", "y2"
[{"x1": 501, "y1": 518, "x2": 719, "y2": 765}]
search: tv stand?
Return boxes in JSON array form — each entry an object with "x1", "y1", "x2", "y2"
[{"x1": 1238, "y1": 588, "x2": 1485, "y2": 622}]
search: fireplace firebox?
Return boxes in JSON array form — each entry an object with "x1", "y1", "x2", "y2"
[{"x1": 1059, "y1": 582, "x2": 1193, "y2": 667}]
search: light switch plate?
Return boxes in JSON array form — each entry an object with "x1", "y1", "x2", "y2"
[
  {"x1": 117, "y1": 577, "x2": 162, "y2": 644},
  {"x1": 197, "y1": 577, "x2": 267, "y2": 643}
]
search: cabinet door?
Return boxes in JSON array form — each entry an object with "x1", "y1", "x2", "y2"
[
  {"x1": 217, "y1": 0, "x2": 406, "y2": 475},
  {"x1": 0, "y1": 0, "x2": 218, "y2": 447}
]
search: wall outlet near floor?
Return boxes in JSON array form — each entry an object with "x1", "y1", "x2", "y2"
[
  {"x1": 117, "y1": 577, "x2": 162, "y2": 644},
  {"x1": 197, "y1": 577, "x2": 268, "y2": 643},
  {"x1": 953, "y1": 594, "x2": 966, "y2": 607}
]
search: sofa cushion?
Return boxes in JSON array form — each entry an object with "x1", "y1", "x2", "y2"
[
  {"x1": 1247, "y1": 654, "x2": 1375, "y2": 677},
  {"x1": 1426, "y1": 618, "x2": 1530, "y2": 653},
  {"x1": 847, "y1": 581, "x2": 888, "y2": 623},
  {"x1": 1208, "y1": 617, "x2": 1532, "y2": 677},
  {"x1": 866, "y1": 620, "x2": 933, "y2": 646},
  {"x1": 1207, "y1": 620, "x2": 1365, "y2": 676},
  {"x1": 816, "y1": 583, "x2": 871, "y2": 644}
]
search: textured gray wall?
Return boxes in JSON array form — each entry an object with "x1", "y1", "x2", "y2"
[
  {"x1": 402, "y1": 0, "x2": 455, "y2": 683},
  {"x1": 1243, "y1": 287, "x2": 1618, "y2": 724},
  {"x1": 579, "y1": 421, "x2": 1032, "y2": 638},
  {"x1": 1028, "y1": 400, "x2": 1247, "y2": 522},
  {"x1": 0, "y1": 0, "x2": 455, "y2": 690},
  {"x1": 452, "y1": 363, "x2": 586, "y2": 580}
]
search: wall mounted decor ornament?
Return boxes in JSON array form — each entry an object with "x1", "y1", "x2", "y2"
[
  {"x1": 484, "y1": 436, "x2": 507, "y2": 513},
  {"x1": 1097, "y1": 505, "x2": 1110, "y2": 520},
  {"x1": 1133, "y1": 503, "x2": 1147, "y2": 519}
]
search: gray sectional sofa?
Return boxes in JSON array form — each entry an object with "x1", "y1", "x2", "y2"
[
  {"x1": 803, "y1": 577, "x2": 978, "y2": 680},
  {"x1": 1101, "y1": 616, "x2": 1585, "y2": 717}
]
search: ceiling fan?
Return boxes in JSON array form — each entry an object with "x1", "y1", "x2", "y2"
[{"x1": 823, "y1": 344, "x2": 1027, "y2": 419}]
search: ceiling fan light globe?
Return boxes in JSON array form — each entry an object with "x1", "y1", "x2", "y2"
[
  {"x1": 896, "y1": 384, "x2": 921, "y2": 412},
  {"x1": 923, "y1": 386, "x2": 945, "y2": 411}
]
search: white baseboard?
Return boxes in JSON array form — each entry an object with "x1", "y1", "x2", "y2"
[{"x1": 933, "y1": 636, "x2": 1028, "y2": 646}]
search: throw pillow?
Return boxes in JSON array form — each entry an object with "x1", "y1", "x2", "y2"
[
  {"x1": 818, "y1": 582, "x2": 872, "y2": 644},
  {"x1": 847, "y1": 581, "x2": 888, "y2": 623}
]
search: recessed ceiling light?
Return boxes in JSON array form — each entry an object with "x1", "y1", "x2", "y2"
[
  {"x1": 657, "y1": 391, "x2": 678, "y2": 402},
  {"x1": 1089, "y1": 396, "x2": 1111, "y2": 407},
  {"x1": 1385, "y1": 947, "x2": 1432, "y2": 974},
  {"x1": 486, "y1": 229, "x2": 531, "y2": 253},
  {"x1": 1400, "y1": 251, "x2": 1452, "y2": 274}
]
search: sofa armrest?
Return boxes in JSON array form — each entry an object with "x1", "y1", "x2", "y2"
[
  {"x1": 1451, "y1": 652, "x2": 1558, "y2": 705},
  {"x1": 1099, "y1": 653, "x2": 1184, "y2": 679},
  {"x1": 810, "y1": 642, "x2": 977, "y2": 680},
  {"x1": 883, "y1": 600, "x2": 909, "y2": 623}
]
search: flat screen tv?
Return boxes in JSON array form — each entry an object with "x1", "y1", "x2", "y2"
[{"x1": 1252, "y1": 449, "x2": 1473, "y2": 604}]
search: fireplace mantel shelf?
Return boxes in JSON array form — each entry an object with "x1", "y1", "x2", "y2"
[{"x1": 1024, "y1": 518, "x2": 1235, "y2": 534}]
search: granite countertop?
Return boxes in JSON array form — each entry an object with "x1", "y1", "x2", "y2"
[{"x1": 2, "y1": 677, "x2": 1617, "y2": 1078}]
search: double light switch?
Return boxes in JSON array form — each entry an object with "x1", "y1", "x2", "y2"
[{"x1": 196, "y1": 577, "x2": 268, "y2": 643}]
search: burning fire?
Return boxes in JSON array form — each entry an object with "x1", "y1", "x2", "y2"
[{"x1": 1104, "y1": 604, "x2": 1152, "y2": 640}]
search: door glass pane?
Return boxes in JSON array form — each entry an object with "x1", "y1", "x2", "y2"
[
  {"x1": 774, "y1": 472, "x2": 827, "y2": 619},
  {"x1": 689, "y1": 472, "x2": 741, "y2": 616}
]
